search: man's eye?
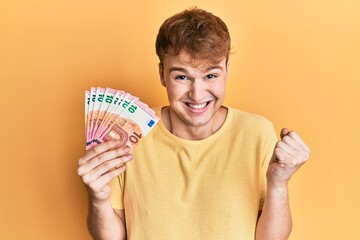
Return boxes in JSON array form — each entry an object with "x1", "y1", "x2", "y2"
[
  {"x1": 175, "y1": 75, "x2": 188, "y2": 80},
  {"x1": 206, "y1": 74, "x2": 217, "y2": 79}
]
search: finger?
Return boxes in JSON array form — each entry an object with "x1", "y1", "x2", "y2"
[
  {"x1": 276, "y1": 140, "x2": 298, "y2": 156},
  {"x1": 280, "y1": 128, "x2": 290, "y2": 138},
  {"x1": 280, "y1": 135, "x2": 303, "y2": 152},
  {"x1": 276, "y1": 142, "x2": 310, "y2": 168},
  {"x1": 78, "y1": 147, "x2": 130, "y2": 176},
  {"x1": 81, "y1": 154, "x2": 132, "y2": 185},
  {"x1": 274, "y1": 147, "x2": 291, "y2": 166},
  {"x1": 277, "y1": 139, "x2": 310, "y2": 165},
  {"x1": 93, "y1": 154, "x2": 133, "y2": 179},
  {"x1": 87, "y1": 165, "x2": 127, "y2": 192},
  {"x1": 287, "y1": 131, "x2": 310, "y2": 153},
  {"x1": 78, "y1": 140, "x2": 122, "y2": 166}
]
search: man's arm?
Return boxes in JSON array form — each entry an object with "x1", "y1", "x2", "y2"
[
  {"x1": 256, "y1": 128, "x2": 310, "y2": 240},
  {"x1": 256, "y1": 184, "x2": 292, "y2": 239},
  {"x1": 88, "y1": 205, "x2": 126, "y2": 240},
  {"x1": 78, "y1": 140, "x2": 132, "y2": 240}
]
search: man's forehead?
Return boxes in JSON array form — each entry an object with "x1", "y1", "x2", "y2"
[{"x1": 163, "y1": 51, "x2": 227, "y2": 70}]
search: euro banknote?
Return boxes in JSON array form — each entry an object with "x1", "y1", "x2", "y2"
[{"x1": 85, "y1": 87, "x2": 159, "y2": 150}]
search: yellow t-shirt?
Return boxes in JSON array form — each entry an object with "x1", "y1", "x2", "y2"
[{"x1": 110, "y1": 107, "x2": 277, "y2": 240}]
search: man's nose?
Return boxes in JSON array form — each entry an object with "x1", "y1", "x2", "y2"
[{"x1": 188, "y1": 79, "x2": 205, "y2": 101}]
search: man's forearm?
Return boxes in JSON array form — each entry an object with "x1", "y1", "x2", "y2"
[
  {"x1": 255, "y1": 184, "x2": 292, "y2": 240},
  {"x1": 87, "y1": 200, "x2": 126, "y2": 240}
]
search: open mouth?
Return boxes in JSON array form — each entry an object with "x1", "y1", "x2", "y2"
[{"x1": 185, "y1": 101, "x2": 211, "y2": 109}]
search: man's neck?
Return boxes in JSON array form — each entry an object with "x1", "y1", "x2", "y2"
[{"x1": 161, "y1": 106, "x2": 227, "y2": 140}]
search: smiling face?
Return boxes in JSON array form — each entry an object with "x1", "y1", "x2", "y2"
[{"x1": 159, "y1": 50, "x2": 229, "y2": 134}]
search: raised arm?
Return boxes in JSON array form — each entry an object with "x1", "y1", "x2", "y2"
[
  {"x1": 77, "y1": 140, "x2": 133, "y2": 240},
  {"x1": 256, "y1": 128, "x2": 310, "y2": 240}
]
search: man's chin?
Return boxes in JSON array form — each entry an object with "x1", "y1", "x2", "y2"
[{"x1": 186, "y1": 116, "x2": 212, "y2": 127}]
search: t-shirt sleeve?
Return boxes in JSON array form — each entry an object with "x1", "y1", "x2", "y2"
[
  {"x1": 109, "y1": 173, "x2": 125, "y2": 209},
  {"x1": 258, "y1": 122, "x2": 278, "y2": 210}
]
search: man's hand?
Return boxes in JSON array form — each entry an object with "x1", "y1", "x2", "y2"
[
  {"x1": 267, "y1": 128, "x2": 310, "y2": 188},
  {"x1": 257, "y1": 129, "x2": 309, "y2": 240},
  {"x1": 77, "y1": 140, "x2": 133, "y2": 203}
]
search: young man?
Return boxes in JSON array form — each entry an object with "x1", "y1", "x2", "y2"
[{"x1": 77, "y1": 8, "x2": 310, "y2": 240}]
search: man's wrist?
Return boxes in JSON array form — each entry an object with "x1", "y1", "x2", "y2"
[
  {"x1": 88, "y1": 197, "x2": 112, "y2": 209},
  {"x1": 266, "y1": 181, "x2": 289, "y2": 195}
]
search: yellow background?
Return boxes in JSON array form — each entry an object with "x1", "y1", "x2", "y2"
[{"x1": 1, "y1": 0, "x2": 359, "y2": 239}]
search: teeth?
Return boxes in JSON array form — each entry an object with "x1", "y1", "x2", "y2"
[{"x1": 188, "y1": 102, "x2": 207, "y2": 109}]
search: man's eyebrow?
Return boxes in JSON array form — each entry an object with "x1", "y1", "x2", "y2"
[
  {"x1": 168, "y1": 67, "x2": 187, "y2": 73},
  {"x1": 169, "y1": 65, "x2": 224, "y2": 73},
  {"x1": 205, "y1": 64, "x2": 224, "y2": 72}
]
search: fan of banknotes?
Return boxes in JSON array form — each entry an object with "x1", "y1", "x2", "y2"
[{"x1": 85, "y1": 87, "x2": 160, "y2": 150}]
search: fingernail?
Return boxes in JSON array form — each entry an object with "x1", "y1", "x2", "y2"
[{"x1": 124, "y1": 154, "x2": 133, "y2": 161}]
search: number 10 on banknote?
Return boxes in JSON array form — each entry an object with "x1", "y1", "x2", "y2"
[{"x1": 85, "y1": 87, "x2": 160, "y2": 150}]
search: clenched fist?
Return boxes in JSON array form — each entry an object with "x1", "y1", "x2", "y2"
[{"x1": 267, "y1": 128, "x2": 310, "y2": 188}]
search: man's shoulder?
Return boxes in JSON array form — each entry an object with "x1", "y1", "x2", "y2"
[{"x1": 228, "y1": 107, "x2": 274, "y2": 129}]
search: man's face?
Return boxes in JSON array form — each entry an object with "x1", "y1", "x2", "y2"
[{"x1": 159, "y1": 51, "x2": 229, "y2": 129}]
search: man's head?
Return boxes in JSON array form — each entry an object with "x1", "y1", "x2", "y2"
[
  {"x1": 155, "y1": 8, "x2": 231, "y2": 136},
  {"x1": 155, "y1": 7, "x2": 231, "y2": 67}
]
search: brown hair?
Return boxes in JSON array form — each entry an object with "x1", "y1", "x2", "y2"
[{"x1": 155, "y1": 7, "x2": 231, "y2": 65}]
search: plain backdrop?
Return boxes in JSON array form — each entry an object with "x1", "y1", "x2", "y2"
[{"x1": 1, "y1": 0, "x2": 359, "y2": 239}]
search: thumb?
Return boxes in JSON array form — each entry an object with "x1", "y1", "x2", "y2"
[
  {"x1": 280, "y1": 128, "x2": 290, "y2": 139},
  {"x1": 269, "y1": 151, "x2": 277, "y2": 165}
]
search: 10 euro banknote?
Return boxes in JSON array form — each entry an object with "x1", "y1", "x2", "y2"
[{"x1": 85, "y1": 87, "x2": 159, "y2": 150}]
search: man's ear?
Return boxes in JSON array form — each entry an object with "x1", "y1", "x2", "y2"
[
  {"x1": 225, "y1": 59, "x2": 230, "y2": 80},
  {"x1": 158, "y1": 63, "x2": 166, "y2": 87}
]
